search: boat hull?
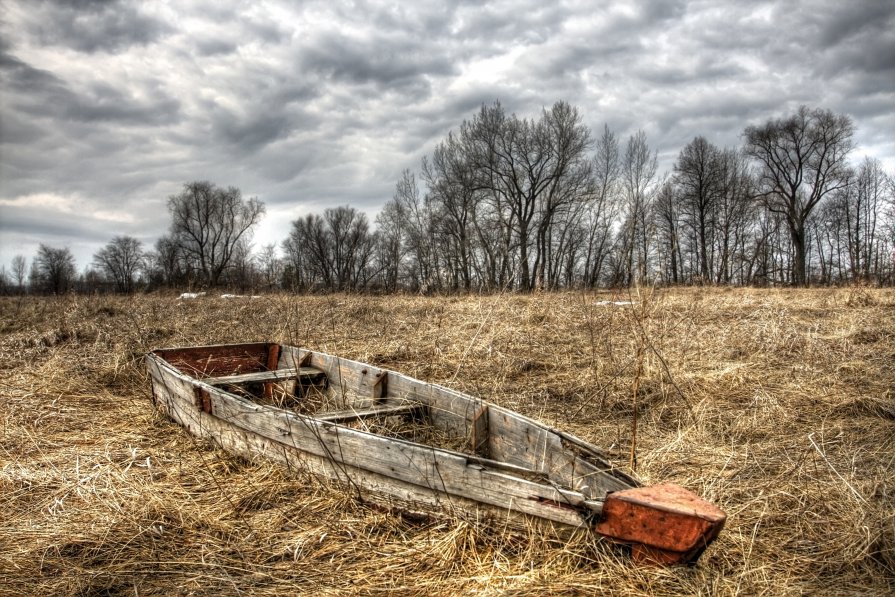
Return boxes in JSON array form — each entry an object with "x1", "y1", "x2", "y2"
[{"x1": 146, "y1": 342, "x2": 725, "y2": 563}]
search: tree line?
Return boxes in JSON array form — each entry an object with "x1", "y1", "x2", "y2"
[{"x1": 4, "y1": 102, "x2": 894, "y2": 295}]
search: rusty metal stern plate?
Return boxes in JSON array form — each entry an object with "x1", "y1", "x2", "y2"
[{"x1": 595, "y1": 483, "x2": 726, "y2": 564}]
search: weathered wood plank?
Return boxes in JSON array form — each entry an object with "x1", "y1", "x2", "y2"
[
  {"x1": 293, "y1": 348, "x2": 388, "y2": 406},
  {"x1": 272, "y1": 349, "x2": 316, "y2": 397},
  {"x1": 204, "y1": 367, "x2": 325, "y2": 386},
  {"x1": 470, "y1": 404, "x2": 489, "y2": 457},
  {"x1": 316, "y1": 403, "x2": 423, "y2": 423},
  {"x1": 153, "y1": 343, "x2": 271, "y2": 376},
  {"x1": 487, "y1": 407, "x2": 632, "y2": 498},
  {"x1": 386, "y1": 372, "x2": 479, "y2": 436}
]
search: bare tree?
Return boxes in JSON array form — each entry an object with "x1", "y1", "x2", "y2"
[
  {"x1": 845, "y1": 157, "x2": 887, "y2": 281},
  {"x1": 888, "y1": 173, "x2": 895, "y2": 284},
  {"x1": 458, "y1": 100, "x2": 593, "y2": 291},
  {"x1": 674, "y1": 136, "x2": 723, "y2": 281},
  {"x1": 816, "y1": 157, "x2": 893, "y2": 283},
  {"x1": 32, "y1": 244, "x2": 77, "y2": 294},
  {"x1": 654, "y1": 180, "x2": 684, "y2": 284},
  {"x1": 458, "y1": 104, "x2": 516, "y2": 290},
  {"x1": 285, "y1": 207, "x2": 376, "y2": 292},
  {"x1": 813, "y1": 199, "x2": 847, "y2": 283},
  {"x1": 583, "y1": 125, "x2": 621, "y2": 287},
  {"x1": 167, "y1": 181, "x2": 265, "y2": 287},
  {"x1": 228, "y1": 238, "x2": 255, "y2": 290},
  {"x1": 147, "y1": 235, "x2": 191, "y2": 289},
  {"x1": 11, "y1": 255, "x2": 27, "y2": 292},
  {"x1": 286, "y1": 214, "x2": 330, "y2": 289},
  {"x1": 533, "y1": 101, "x2": 594, "y2": 290},
  {"x1": 326, "y1": 206, "x2": 377, "y2": 291},
  {"x1": 393, "y1": 170, "x2": 439, "y2": 290},
  {"x1": 79, "y1": 266, "x2": 104, "y2": 294},
  {"x1": 280, "y1": 232, "x2": 306, "y2": 291},
  {"x1": 423, "y1": 134, "x2": 478, "y2": 291},
  {"x1": 256, "y1": 243, "x2": 282, "y2": 290},
  {"x1": 743, "y1": 210, "x2": 787, "y2": 285},
  {"x1": 617, "y1": 130, "x2": 658, "y2": 285},
  {"x1": 744, "y1": 106, "x2": 854, "y2": 285},
  {"x1": 93, "y1": 236, "x2": 144, "y2": 293},
  {"x1": 374, "y1": 200, "x2": 406, "y2": 292}
]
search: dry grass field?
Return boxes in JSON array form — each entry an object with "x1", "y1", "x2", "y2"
[{"x1": 1, "y1": 287, "x2": 893, "y2": 596}]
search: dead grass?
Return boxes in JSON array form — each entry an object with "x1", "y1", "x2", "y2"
[{"x1": 0, "y1": 288, "x2": 893, "y2": 595}]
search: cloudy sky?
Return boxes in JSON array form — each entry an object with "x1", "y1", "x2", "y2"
[{"x1": 1, "y1": 0, "x2": 893, "y2": 270}]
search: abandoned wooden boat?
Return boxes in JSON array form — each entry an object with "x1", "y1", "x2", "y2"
[{"x1": 146, "y1": 342, "x2": 725, "y2": 564}]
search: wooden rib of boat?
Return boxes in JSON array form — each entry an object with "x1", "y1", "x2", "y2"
[{"x1": 146, "y1": 342, "x2": 726, "y2": 565}]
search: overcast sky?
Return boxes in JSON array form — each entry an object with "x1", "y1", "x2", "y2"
[{"x1": 1, "y1": 0, "x2": 893, "y2": 270}]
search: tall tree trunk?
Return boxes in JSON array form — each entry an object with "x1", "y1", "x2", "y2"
[{"x1": 790, "y1": 221, "x2": 808, "y2": 286}]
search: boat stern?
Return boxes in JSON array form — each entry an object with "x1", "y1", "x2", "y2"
[{"x1": 595, "y1": 483, "x2": 726, "y2": 565}]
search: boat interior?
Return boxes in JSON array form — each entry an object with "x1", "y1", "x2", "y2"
[{"x1": 152, "y1": 342, "x2": 636, "y2": 499}]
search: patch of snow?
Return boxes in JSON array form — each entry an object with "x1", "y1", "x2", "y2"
[{"x1": 178, "y1": 292, "x2": 206, "y2": 300}]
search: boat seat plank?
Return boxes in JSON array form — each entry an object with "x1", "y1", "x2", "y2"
[
  {"x1": 205, "y1": 366, "x2": 325, "y2": 385},
  {"x1": 317, "y1": 403, "x2": 422, "y2": 424}
]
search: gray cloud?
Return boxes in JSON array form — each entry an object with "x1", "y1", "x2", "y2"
[
  {"x1": 0, "y1": 207, "x2": 118, "y2": 245},
  {"x1": 1, "y1": 48, "x2": 68, "y2": 99},
  {"x1": 212, "y1": 108, "x2": 300, "y2": 153},
  {"x1": 817, "y1": 0, "x2": 894, "y2": 47},
  {"x1": 1, "y1": 48, "x2": 182, "y2": 127},
  {"x1": 297, "y1": 29, "x2": 457, "y2": 92},
  {"x1": 26, "y1": 0, "x2": 172, "y2": 53},
  {"x1": 195, "y1": 38, "x2": 238, "y2": 57},
  {"x1": 0, "y1": 0, "x2": 892, "y2": 268}
]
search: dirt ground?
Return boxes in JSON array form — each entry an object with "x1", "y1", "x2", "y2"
[{"x1": 1, "y1": 287, "x2": 893, "y2": 595}]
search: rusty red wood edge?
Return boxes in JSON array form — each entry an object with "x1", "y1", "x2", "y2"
[
  {"x1": 595, "y1": 483, "x2": 726, "y2": 565},
  {"x1": 263, "y1": 343, "x2": 281, "y2": 399}
]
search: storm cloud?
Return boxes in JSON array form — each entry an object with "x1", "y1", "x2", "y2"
[{"x1": 1, "y1": 0, "x2": 893, "y2": 268}]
